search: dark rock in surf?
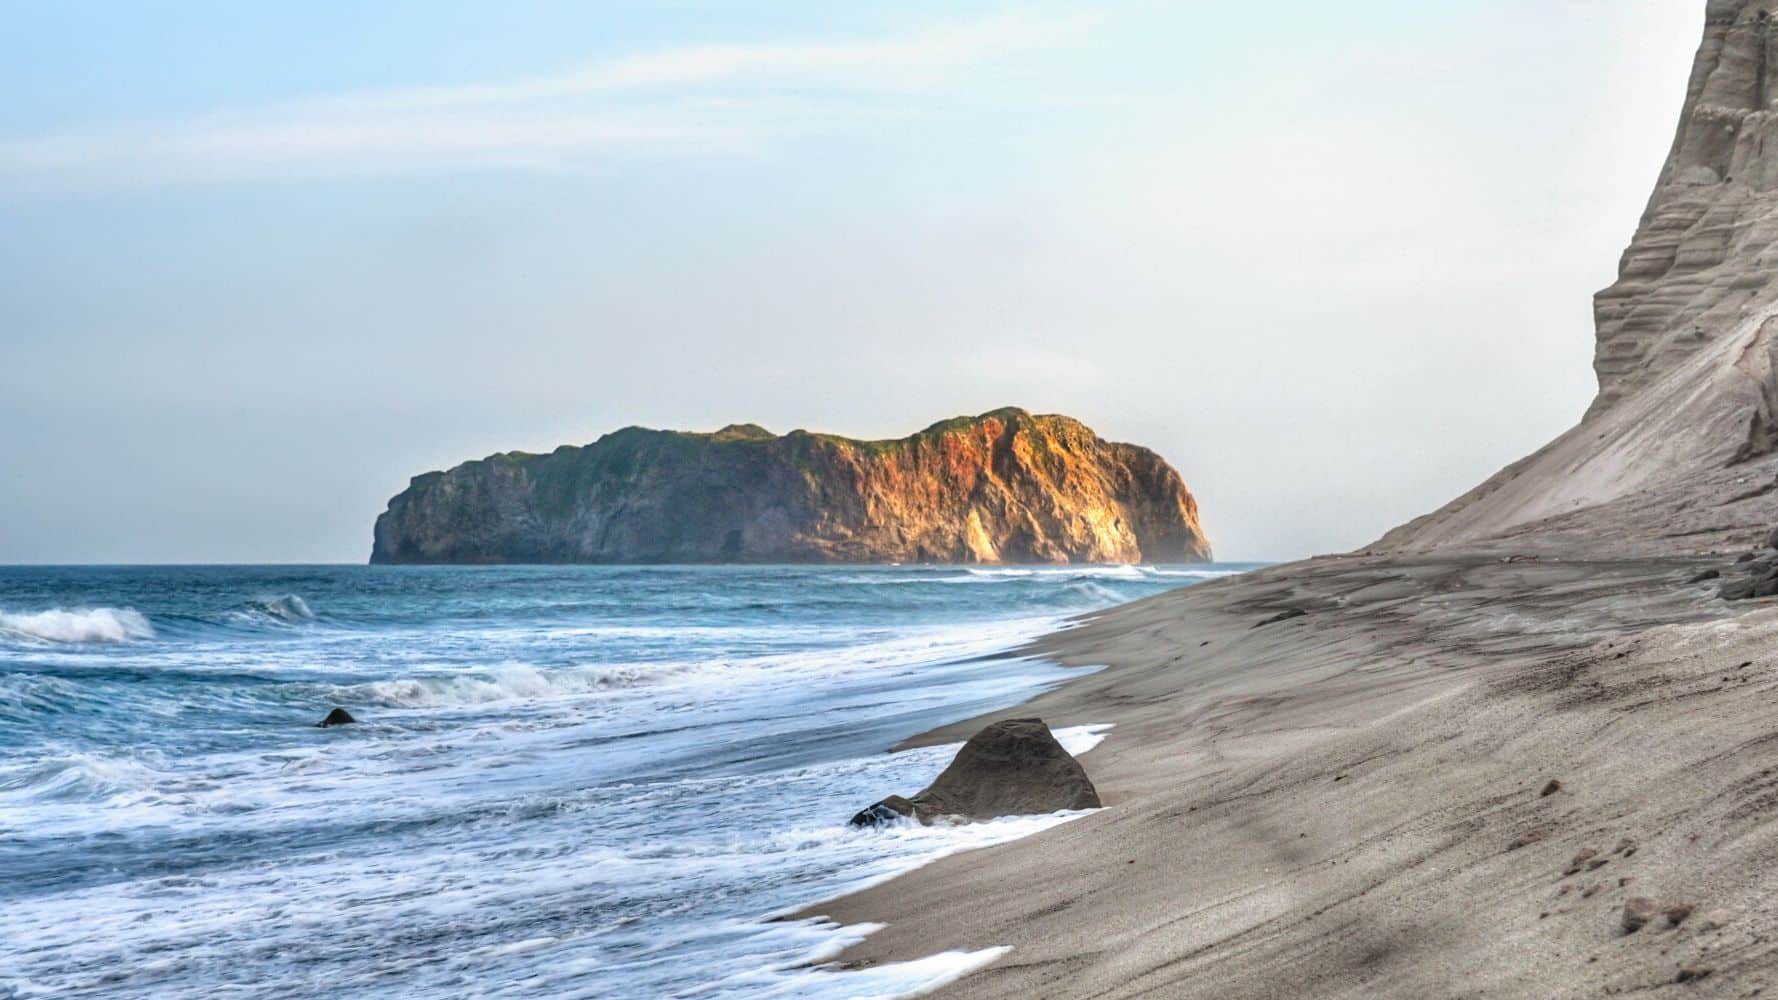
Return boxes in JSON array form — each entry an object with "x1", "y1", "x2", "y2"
[
  {"x1": 851, "y1": 719, "x2": 1101, "y2": 826},
  {"x1": 317, "y1": 707, "x2": 357, "y2": 727},
  {"x1": 849, "y1": 795, "x2": 916, "y2": 828}
]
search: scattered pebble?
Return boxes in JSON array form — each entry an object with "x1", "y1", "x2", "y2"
[
  {"x1": 1540, "y1": 779, "x2": 1563, "y2": 797},
  {"x1": 1508, "y1": 828, "x2": 1551, "y2": 851},
  {"x1": 1623, "y1": 897, "x2": 1659, "y2": 934},
  {"x1": 1566, "y1": 848, "x2": 1600, "y2": 875},
  {"x1": 1676, "y1": 966, "x2": 1713, "y2": 984},
  {"x1": 1698, "y1": 909, "x2": 1733, "y2": 932},
  {"x1": 1664, "y1": 904, "x2": 1695, "y2": 927}
]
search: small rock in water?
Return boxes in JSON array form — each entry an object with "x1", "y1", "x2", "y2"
[
  {"x1": 1622, "y1": 896, "x2": 1659, "y2": 933},
  {"x1": 1540, "y1": 779, "x2": 1563, "y2": 797},
  {"x1": 1768, "y1": 525, "x2": 1778, "y2": 550},
  {"x1": 849, "y1": 795, "x2": 915, "y2": 828},
  {"x1": 1687, "y1": 569, "x2": 1721, "y2": 584},
  {"x1": 1738, "y1": 552, "x2": 1759, "y2": 563},
  {"x1": 317, "y1": 707, "x2": 357, "y2": 727}
]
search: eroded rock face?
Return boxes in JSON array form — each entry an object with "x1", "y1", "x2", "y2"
[
  {"x1": 1376, "y1": 2, "x2": 1778, "y2": 555},
  {"x1": 852, "y1": 719, "x2": 1102, "y2": 826},
  {"x1": 370, "y1": 408, "x2": 1210, "y2": 565},
  {"x1": 1592, "y1": 1, "x2": 1778, "y2": 419}
]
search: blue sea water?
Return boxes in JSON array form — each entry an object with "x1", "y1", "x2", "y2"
[{"x1": 0, "y1": 564, "x2": 1244, "y2": 999}]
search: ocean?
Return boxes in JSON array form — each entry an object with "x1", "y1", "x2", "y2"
[{"x1": 0, "y1": 563, "x2": 1244, "y2": 998}]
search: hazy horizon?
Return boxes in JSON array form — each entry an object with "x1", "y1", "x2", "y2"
[{"x1": 1, "y1": 1, "x2": 1701, "y2": 563}]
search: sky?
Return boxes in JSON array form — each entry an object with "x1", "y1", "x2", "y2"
[{"x1": 0, "y1": 1, "x2": 1703, "y2": 564}]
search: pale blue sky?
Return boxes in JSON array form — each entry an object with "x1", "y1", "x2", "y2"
[{"x1": 1, "y1": 2, "x2": 1699, "y2": 562}]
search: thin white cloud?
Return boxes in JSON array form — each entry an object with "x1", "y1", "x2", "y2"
[{"x1": 0, "y1": 12, "x2": 1098, "y2": 191}]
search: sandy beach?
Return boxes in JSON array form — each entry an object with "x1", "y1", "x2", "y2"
[{"x1": 802, "y1": 544, "x2": 1778, "y2": 997}]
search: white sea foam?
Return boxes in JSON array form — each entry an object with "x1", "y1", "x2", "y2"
[
  {"x1": 0, "y1": 750, "x2": 164, "y2": 803},
  {"x1": 0, "y1": 606, "x2": 154, "y2": 643},
  {"x1": 329, "y1": 617, "x2": 1072, "y2": 711},
  {"x1": 746, "y1": 941, "x2": 1012, "y2": 999},
  {"x1": 1056, "y1": 722, "x2": 1113, "y2": 756},
  {"x1": 343, "y1": 661, "x2": 660, "y2": 707}
]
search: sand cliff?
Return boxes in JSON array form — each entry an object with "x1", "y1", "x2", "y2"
[{"x1": 1380, "y1": 0, "x2": 1778, "y2": 555}]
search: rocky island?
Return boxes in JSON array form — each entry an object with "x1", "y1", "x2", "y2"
[{"x1": 370, "y1": 407, "x2": 1210, "y2": 565}]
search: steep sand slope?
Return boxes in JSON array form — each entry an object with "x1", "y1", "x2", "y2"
[{"x1": 812, "y1": 556, "x2": 1778, "y2": 997}]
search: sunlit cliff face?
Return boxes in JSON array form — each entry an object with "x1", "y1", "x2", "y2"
[{"x1": 371, "y1": 407, "x2": 1211, "y2": 565}]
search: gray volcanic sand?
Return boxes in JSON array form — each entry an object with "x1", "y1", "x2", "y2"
[{"x1": 802, "y1": 554, "x2": 1778, "y2": 997}]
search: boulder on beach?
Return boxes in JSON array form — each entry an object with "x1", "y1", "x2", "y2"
[
  {"x1": 317, "y1": 707, "x2": 357, "y2": 727},
  {"x1": 850, "y1": 718, "x2": 1101, "y2": 826}
]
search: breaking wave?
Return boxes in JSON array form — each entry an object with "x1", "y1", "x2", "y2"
[
  {"x1": 256, "y1": 595, "x2": 314, "y2": 622},
  {"x1": 225, "y1": 594, "x2": 318, "y2": 628},
  {"x1": 331, "y1": 662, "x2": 670, "y2": 708},
  {"x1": 0, "y1": 750, "x2": 164, "y2": 802},
  {"x1": 0, "y1": 607, "x2": 155, "y2": 644}
]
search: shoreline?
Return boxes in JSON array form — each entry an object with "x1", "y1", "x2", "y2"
[{"x1": 797, "y1": 550, "x2": 1778, "y2": 997}]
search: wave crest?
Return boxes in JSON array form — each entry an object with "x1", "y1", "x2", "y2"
[
  {"x1": 335, "y1": 662, "x2": 666, "y2": 708},
  {"x1": 0, "y1": 607, "x2": 155, "y2": 644},
  {"x1": 0, "y1": 750, "x2": 164, "y2": 802},
  {"x1": 231, "y1": 594, "x2": 316, "y2": 626}
]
